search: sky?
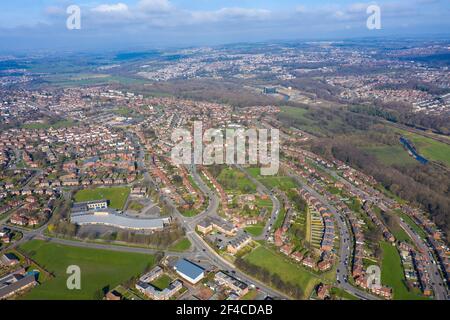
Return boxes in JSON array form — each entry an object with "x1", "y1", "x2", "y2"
[{"x1": 0, "y1": 0, "x2": 449, "y2": 53}]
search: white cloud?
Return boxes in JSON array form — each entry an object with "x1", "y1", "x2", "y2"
[
  {"x1": 92, "y1": 3, "x2": 129, "y2": 14},
  {"x1": 191, "y1": 7, "x2": 271, "y2": 23},
  {"x1": 137, "y1": 0, "x2": 174, "y2": 13}
]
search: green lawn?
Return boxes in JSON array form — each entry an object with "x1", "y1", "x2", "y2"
[
  {"x1": 241, "y1": 289, "x2": 259, "y2": 300},
  {"x1": 380, "y1": 242, "x2": 427, "y2": 300},
  {"x1": 273, "y1": 207, "x2": 286, "y2": 230},
  {"x1": 19, "y1": 240, "x2": 156, "y2": 300},
  {"x1": 150, "y1": 274, "x2": 172, "y2": 291},
  {"x1": 395, "y1": 210, "x2": 427, "y2": 239},
  {"x1": 244, "y1": 246, "x2": 323, "y2": 298},
  {"x1": 330, "y1": 287, "x2": 359, "y2": 300},
  {"x1": 127, "y1": 201, "x2": 144, "y2": 211},
  {"x1": 247, "y1": 167, "x2": 297, "y2": 191},
  {"x1": 179, "y1": 208, "x2": 199, "y2": 217},
  {"x1": 74, "y1": 187, "x2": 130, "y2": 210},
  {"x1": 245, "y1": 225, "x2": 265, "y2": 237},
  {"x1": 169, "y1": 238, "x2": 192, "y2": 252}
]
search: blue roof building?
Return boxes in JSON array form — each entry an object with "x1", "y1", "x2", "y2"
[{"x1": 174, "y1": 259, "x2": 205, "y2": 284}]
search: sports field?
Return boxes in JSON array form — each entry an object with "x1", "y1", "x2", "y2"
[
  {"x1": 74, "y1": 187, "x2": 130, "y2": 210},
  {"x1": 19, "y1": 240, "x2": 155, "y2": 300}
]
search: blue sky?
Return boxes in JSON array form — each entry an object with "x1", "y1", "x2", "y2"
[{"x1": 1, "y1": 0, "x2": 449, "y2": 52}]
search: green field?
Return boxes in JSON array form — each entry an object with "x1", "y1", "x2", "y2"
[
  {"x1": 364, "y1": 145, "x2": 417, "y2": 166},
  {"x1": 217, "y1": 167, "x2": 256, "y2": 193},
  {"x1": 396, "y1": 129, "x2": 450, "y2": 167},
  {"x1": 19, "y1": 240, "x2": 156, "y2": 300},
  {"x1": 244, "y1": 225, "x2": 265, "y2": 237},
  {"x1": 380, "y1": 242, "x2": 426, "y2": 300},
  {"x1": 244, "y1": 246, "x2": 323, "y2": 298},
  {"x1": 247, "y1": 167, "x2": 297, "y2": 191},
  {"x1": 279, "y1": 106, "x2": 344, "y2": 136},
  {"x1": 169, "y1": 238, "x2": 192, "y2": 252},
  {"x1": 74, "y1": 187, "x2": 130, "y2": 210}
]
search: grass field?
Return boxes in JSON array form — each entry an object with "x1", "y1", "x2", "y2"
[
  {"x1": 217, "y1": 167, "x2": 256, "y2": 193},
  {"x1": 279, "y1": 106, "x2": 345, "y2": 136},
  {"x1": 247, "y1": 167, "x2": 297, "y2": 191},
  {"x1": 363, "y1": 145, "x2": 417, "y2": 166},
  {"x1": 74, "y1": 187, "x2": 130, "y2": 210},
  {"x1": 380, "y1": 242, "x2": 427, "y2": 300},
  {"x1": 244, "y1": 246, "x2": 323, "y2": 298},
  {"x1": 395, "y1": 129, "x2": 450, "y2": 167},
  {"x1": 169, "y1": 238, "x2": 192, "y2": 252},
  {"x1": 19, "y1": 240, "x2": 156, "y2": 300},
  {"x1": 244, "y1": 225, "x2": 265, "y2": 237}
]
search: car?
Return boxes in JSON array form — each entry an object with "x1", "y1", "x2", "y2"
[{"x1": 337, "y1": 269, "x2": 340, "y2": 273}]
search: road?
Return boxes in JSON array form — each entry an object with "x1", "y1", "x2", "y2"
[
  {"x1": 315, "y1": 161, "x2": 448, "y2": 300},
  {"x1": 399, "y1": 220, "x2": 449, "y2": 300},
  {"x1": 131, "y1": 131, "x2": 290, "y2": 299}
]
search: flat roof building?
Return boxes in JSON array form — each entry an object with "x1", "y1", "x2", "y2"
[
  {"x1": 174, "y1": 259, "x2": 205, "y2": 284},
  {"x1": 71, "y1": 210, "x2": 167, "y2": 231}
]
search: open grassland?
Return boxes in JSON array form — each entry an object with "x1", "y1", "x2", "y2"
[
  {"x1": 380, "y1": 242, "x2": 427, "y2": 300},
  {"x1": 243, "y1": 246, "x2": 324, "y2": 298},
  {"x1": 19, "y1": 240, "x2": 155, "y2": 300},
  {"x1": 395, "y1": 129, "x2": 450, "y2": 167},
  {"x1": 74, "y1": 187, "x2": 130, "y2": 210},
  {"x1": 363, "y1": 145, "x2": 417, "y2": 166}
]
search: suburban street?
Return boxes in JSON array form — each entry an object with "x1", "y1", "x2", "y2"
[{"x1": 284, "y1": 168, "x2": 381, "y2": 300}]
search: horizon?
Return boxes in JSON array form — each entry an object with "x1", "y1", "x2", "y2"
[{"x1": 1, "y1": 0, "x2": 450, "y2": 53}]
